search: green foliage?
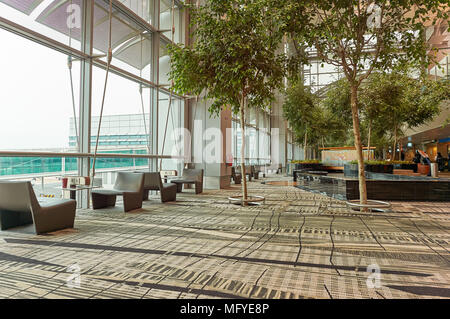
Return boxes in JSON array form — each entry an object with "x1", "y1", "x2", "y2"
[
  {"x1": 391, "y1": 161, "x2": 415, "y2": 165},
  {"x1": 349, "y1": 160, "x2": 393, "y2": 165},
  {"x1": 282, "y1": 81, "x2": 316, "y2": 142},
  {"x1": 319, "y1": 73, "x2": 449, "y2": 154},
  {"x1": 320, "y1": 79, "x2": 353, "y2": 128},
  {"x1": 168, "y1": 0, "x2": 286, "y2": 117},
  {"x1": 360, "y1": 72, "x2": 449, "y2": 152},
  {"x1": 291, "y1": 160, "x2": 321, "y2": 164},
  {"x1": 275, "y1": 0, "x2": 449, "y2": 82},
  {"x1": 274, "y1": 0, "x2": 449, "y2": 202},
  {"x1": 283, "y1": 81, "x2": 351, "y2": 149}
]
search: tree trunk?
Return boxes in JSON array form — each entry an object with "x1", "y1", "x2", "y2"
[
  {"x1": 304, "y1": 127, "x2": 308, "y2": 160},
  {"x1": 393, "y1": 126, "x2": 398, "y2": 161},
  {"x1": 350, "y1": 84, "x2": 367, "y2": 205},
  {"x1": 367, "y1": 120, "x2": 372, "y2": 161},
  {"x1": 239, "y1": 100, "x2": 248, "y2": 206}
]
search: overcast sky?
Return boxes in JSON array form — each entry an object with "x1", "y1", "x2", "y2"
[{"x1": 0, "y1": 2, "x2": 151, "y2": 150}]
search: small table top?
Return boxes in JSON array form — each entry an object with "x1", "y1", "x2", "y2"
[
  {"x1": 170, "y1": 179, "x2": 198, "y2": 184},
  {"x1": 57, "y1": 185, "x2": 101, "y2": 191}
]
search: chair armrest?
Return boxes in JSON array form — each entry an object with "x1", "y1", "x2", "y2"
[{"x1": 33, "y1": 200, "x2": 76, "y2": 234}]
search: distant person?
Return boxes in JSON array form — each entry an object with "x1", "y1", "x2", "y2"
[
  {"x1": 423, "y1": 156, "x2": 432, "y2": 176},
  {"x1": 413, "y1": 151, "x2": 421, "y2": 164},
  {"x1": 436, "y1": 152, "x2": 444, "y2": 171},
  {"x1": 401, "y1": 151, "x2": 405, "y2": 161}
]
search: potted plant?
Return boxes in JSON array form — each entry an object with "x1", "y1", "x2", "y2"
[
  {"x1": 417, "y1": 163, "x2": 431, "y2": 175},
  {"x1": 168, "y1": 0, "x2": 285, "y2": 205}
]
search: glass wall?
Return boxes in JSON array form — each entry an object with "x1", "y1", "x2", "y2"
[
  {"x1": 0, "y1": 28, "x2": 80, "y2": 152},
  {"x1": 231, "y1": 108, "x2": 271, "y2": 166},
  {"x1": 160, "y1": 0, "x2": 184, "y2": 43},
  {"x1": 0, "y1": 0, "x2": 186, "y2": 202},
  {"x1": 158, "y1": 91, "x2": 184, "y2": 171},
  {"x1": 119, "y1": 0, "x2": 153, "y2": 24}
]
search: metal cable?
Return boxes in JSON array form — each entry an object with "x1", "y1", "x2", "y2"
[{"x1": 91, "y1": 0, "x2": 113, "y2": 182}]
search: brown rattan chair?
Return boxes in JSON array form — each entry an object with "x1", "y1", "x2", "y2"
[
  {"x1": 140, "y1": 172, "x2": 177, "y2": 202},
  {"x1": 231, "y1": 167, "x2": 242, "y2": 184},
  {"x1": 0, "y1": 181, "x2": 76, "y2": 234},
  {"x1": 91, "y1": 172, "x2": 144, "y2": 212}
]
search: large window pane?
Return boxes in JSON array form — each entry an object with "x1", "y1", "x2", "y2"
[
  {"x1": 160, "y1": 0, "x2": 184, "y2": 44},
  {"x1": 90, "y1": 66, "x2": 151, "y2": 171},
  {"x1": 0, "y1": 28, "x2": 80, "y2": 152}
]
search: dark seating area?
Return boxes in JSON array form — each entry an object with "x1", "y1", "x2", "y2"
[
  {"x1": 0, "y1": 181, "x2": 76, "y2": 234},
  {"x1": 253, "y1": 165, "x2": 261, "y2": 179},
  {"x1": 91, "y1": 172, "x2": 144, "y2": 212},
  {"x1": 231, "y1": 166, "x2": 242, "y2": 184}
]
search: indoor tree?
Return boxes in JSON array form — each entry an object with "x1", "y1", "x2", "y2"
[
  {"x1": 168, "y1": 0, "x2": 285, "y2": 204},
  {"x1": 282, "y1": 82, "x2": 318, "y2": 159},
  {"x1": 283, "y1": 81, "x2": 351, "y2": 158},
  {"x1": 275, "y1": 0, "x2": 449, "y2": 204},
  {"x1": 360, "y1": 72, "x2": 449, "y2": 160}
]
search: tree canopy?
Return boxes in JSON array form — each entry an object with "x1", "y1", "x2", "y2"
[
  {"x1": 168, "y1": 0, "x2": 288, "y2": 204},
  {"x1": 273, "y1": 0, "x2": 449, "y2": 204},
  {"x1": 168, "y1": 0, "x2": 286, "y2": 116}
]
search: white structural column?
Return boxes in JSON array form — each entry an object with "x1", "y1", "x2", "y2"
[
  {"x1": 149, "y1": 0, "x2": 160, "y2": 172},
  {"x1": 270, "y1": 92, "x2": 287, "y2": 173},
  {"x1": 189, "y1": 98, "x2": 232, "y2": 189},
  {"x1": 78, "y1": 0, "x2": 94, "y2": 208}
]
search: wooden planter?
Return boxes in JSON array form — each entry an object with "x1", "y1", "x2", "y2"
[
  {"x1": 294, "y1": 163, "x2": 322, "y2": 171},
  {"x1": 417, "y1": 164, "x2": 430, "y2": 175}
]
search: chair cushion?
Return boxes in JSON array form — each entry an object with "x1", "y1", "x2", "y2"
[
  {"x1": 92, "y1": 189, "x2": 123, "y2": 196},
  {"x1": 162, "y1": 183, "x2": 177, "y2": 189},
  {"x1": 171, "y1": 179, "x2": 197, "y2": 184}
]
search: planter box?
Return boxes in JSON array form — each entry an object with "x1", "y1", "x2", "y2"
[
  {"x1": 365, "y1": 164, "x2": 393, "y2": 174},
  {"x1": 344, "y1": 164, "x2": 358, "y2": 177},
  {"x1": 344, "y1": 163, "x2": 393, "y2": 177},
  {"x1": 294, "y1": 163, "x2": 322, "y2": 171}
]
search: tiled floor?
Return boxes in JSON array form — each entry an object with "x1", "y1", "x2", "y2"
[{"x1": 0, "y1": 175, "x2": 449, "y2": 299}]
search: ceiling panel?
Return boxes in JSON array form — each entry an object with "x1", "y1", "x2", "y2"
[{"x1": 0, "y1": 0, "x2": 44, "y2": 15}]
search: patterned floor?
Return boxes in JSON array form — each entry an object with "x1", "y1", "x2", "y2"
[{"x1": 0, "y1": 175, "x2": 449, "y2": 299}]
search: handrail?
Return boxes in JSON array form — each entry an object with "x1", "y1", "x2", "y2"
[
  {"x1": 0, "y1": 164, "x2": 149, "y2": 181},
  {"x1": 0, "y1": 151, "x2": 181, "y2": 159}
]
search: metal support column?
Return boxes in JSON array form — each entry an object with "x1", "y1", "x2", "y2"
[
  {"x1": 150, "y1": 0, "x2": 160, "y2": 172},
  {"x1": 78, "y1": 0, "x2": 94, "y2": 208}
]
